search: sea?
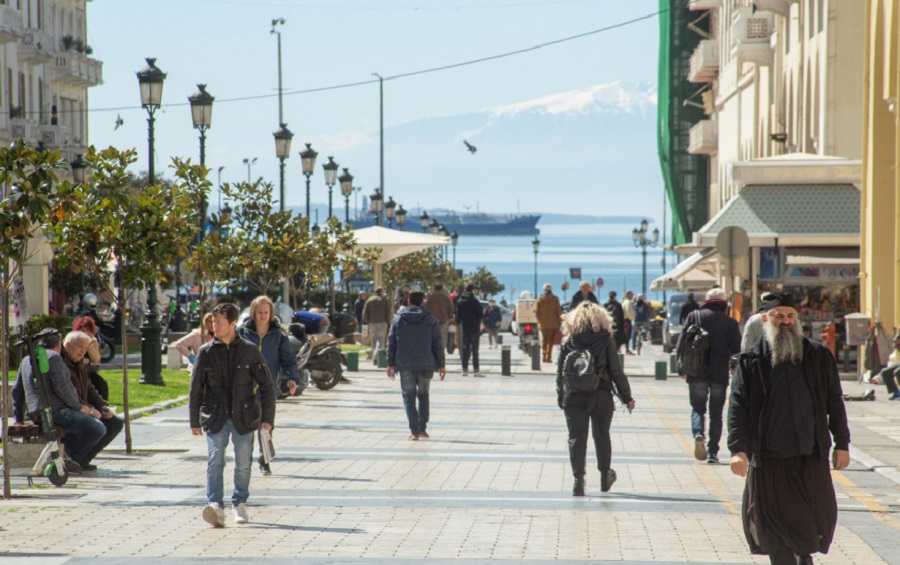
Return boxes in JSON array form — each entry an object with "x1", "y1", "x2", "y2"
[{"x1": 452, "y1": 221, "x2": 670, "y2": 304}]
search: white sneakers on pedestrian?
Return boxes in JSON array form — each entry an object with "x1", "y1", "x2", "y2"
[
  {"x1": 461, "y1": 371, "x2": 469, "y2": 376},
  {"x1": 202, "y1": 503, "x2": 226, "y2": 528},
  {"x1": 474, "y1": 372, "x2": 486, "y2": 378},
  {"x1": 233, "y1": 503, "x2": 250, "y2": 524},
  {"x1": 694, "y1": 436, "x2": 708, "y2": 461}
]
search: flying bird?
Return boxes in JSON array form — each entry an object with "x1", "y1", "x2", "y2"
[
  {"x1": 114, "y1": 114, "x2": 124, "y2": 130},
  {"x1": 463, "y1": 140, "x2": 477, "y2": 154}
]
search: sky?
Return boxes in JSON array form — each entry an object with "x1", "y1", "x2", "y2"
[{"x1": 85, "y1": 0, "x2": 662, "y2": 216}]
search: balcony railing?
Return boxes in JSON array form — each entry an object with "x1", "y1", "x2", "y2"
[
  {"x1": 18, "y1": 29, "x2": 53, "y2": 64},
  {"x1": 688, "y1": 39, "x2": 719, "y2": 83},
  {"x1": 0, "y1": 4, "x2": 22, "y2": 44},
  {"x1": 50, "y1": 53, "x2": 103, "y2": 87},
  {"x1": 688, "y1": 120, "x2": 718, "y2": 155}
]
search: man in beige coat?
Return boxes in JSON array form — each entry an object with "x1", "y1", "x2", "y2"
[
  {"x1": 363, "y1": 288, "x2": 392, "y2": 363},
  {"x1": 535, "y1": 283, "x2": 563, "y2": 363},
  {"x1": 425, "y1": 283, "x2": 454, "y2": 352}
]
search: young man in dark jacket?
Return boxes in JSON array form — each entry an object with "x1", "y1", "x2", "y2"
[
  {"x1": 387, "y1": 290, "x2": 446, "y2": 440},
  {"x1": 190, "y1": 303, "x2": 276, "y2": 528},
  {"x1": 728, "y1": 293, "x2": 850, "y2": 565},
  {"x1": 455, "y1": 283, "x2": 484, "y2": 376},
  {"x1": 675, "y1": 287, "x2": 741, "y2": 464}
]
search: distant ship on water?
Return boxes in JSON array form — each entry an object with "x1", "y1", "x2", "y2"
[{"x1": 352, "y1": 210, "x2": 540, "y2": 236}]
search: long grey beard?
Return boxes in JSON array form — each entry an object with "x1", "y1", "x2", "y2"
[{"x1": 765, "y1": 321, "x2": 804, "y2": 366}]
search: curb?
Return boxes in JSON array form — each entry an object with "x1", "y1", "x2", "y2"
[{"x1": 125, "y1": 395, "x2": 189, "y2": 422}]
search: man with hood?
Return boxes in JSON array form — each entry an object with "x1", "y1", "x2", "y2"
[
  {"x1": 536, "y1": 283, "x2": 563, "y2": 362},
  {"x1": 387, "y1": 290, "x2": 446, "y2": 440},
  {"x1": 679, "y1": 292, "x2": 700, "y2": 325},
  {"x1": 455, "y1": 283, "x2": 484, "y2": 377},
  {"x1": 728, "y1": 292, "x2": 850, "y2": 565},
  {"x1": 604, "y1": 290, "x2": 628, "y2": 354},
  {"x1": 676, "y1": 287, "x2": 741, "y2": 464}
]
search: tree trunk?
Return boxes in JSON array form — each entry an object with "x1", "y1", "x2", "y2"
[
  {"x1": 119, "y1": 286, "x2": 132, "y2": 453},
  {"x1": 2, "y1": 265, "x2": 11, "y2": 499}
]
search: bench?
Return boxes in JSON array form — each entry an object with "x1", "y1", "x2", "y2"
[{"x1": 8, "y1": 422, "x2": 66, "y2": 442}]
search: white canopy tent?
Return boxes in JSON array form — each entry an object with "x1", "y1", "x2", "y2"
[{"x1": 352, "y1": 226, "x2": 450, "y2": 288}]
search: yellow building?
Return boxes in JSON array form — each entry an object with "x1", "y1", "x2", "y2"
[{"x1": 861, "y1": 0, "x2": 900, "y2": 333}]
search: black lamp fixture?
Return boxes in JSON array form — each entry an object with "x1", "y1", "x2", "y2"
[
  {"x1": 338, "y1": 167, "x2": 354, "y2": 224},
  {"x1": 311, "y1": 223, "x2": 321, "y2": 238},
  {"x1": 299, "y1": 143, "x2": 318, "y2": 219},
  {"x1": 450, "y1": 230, "x2": 459, "y2": 268},
  {"x1": 419, "y1": 211, "x2": 429, "y2": 233},
  {"x1": 430, "y1": 218, "x2": 440, "y2": 235},
  {"x1": 385, "y1": 196, "x2": 397, "y2": 228},
  {"x1": 370, "y1": 189, "x2": 384, "y2": 226},
  {"x1": 322, "y1": 156, "x2": 339, "y2": 220},
  {"x1": 273, "y1": 123, "x2": 293, "y2": 213},
  {"x1": 70, "y1": 154, "x2": 86, "y2": 184},
  {"x1": 631, "y1": 217, "x2": 658, "y2": 296},
  {"x1": 532, "y1": 236, "x2": 541, "y2": 296},
  {"x1": 188, "y1": 84, "x2": 215, "y2": 248},
  {"x1": 395, "y1": 205, "x2": 407, "y2": 230}
]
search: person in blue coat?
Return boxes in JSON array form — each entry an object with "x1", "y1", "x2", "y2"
[
  {"x1": 238, "y1": 295, "x2": 300, "y2": 475},
  {"x1": 387, "y1": 290, "x2": 446, "y2": 440}
]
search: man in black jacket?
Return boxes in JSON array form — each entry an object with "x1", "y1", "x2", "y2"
[
  {"x1": 603, "y1": 291, "x2": 628, "y2": 353},
  {"x1": 570, "y1": 281, "x2": 598, "y2": 309},
  {"x1": 190, "y1": 303, "x2": 276, "y2": 528},
  {"x1": 455, "y1": 283, "x2": 484, "y2": 377},
  {"x1": 728, "y1": 292, "x2": 850, "y2": 565},
  {"x1": 675, "y1": 287, "x2": 741, "y2": 464}
]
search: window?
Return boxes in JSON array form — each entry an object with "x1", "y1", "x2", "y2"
[{"x1": 18, "y1": 71, "x2": 25, "y2": 116}]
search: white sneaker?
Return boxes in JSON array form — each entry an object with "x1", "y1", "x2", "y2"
[
  {"x1": 233, "y1": 503, "x2": 249, "y2": 524},
  {"x1": 202, "y1": 503, "x2": 226, "y2": 528},
  {"x1": 474, "y1": 372, "x2": 486, "y2": 378},
  {"x1": 462, "y1": 371, "x2": 469, "y2": 376}
]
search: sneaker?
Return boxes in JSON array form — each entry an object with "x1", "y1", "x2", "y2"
[
  {"x1": 707, "y1": 454, "x2": 719, "y2": 465},
  {"x1": 258, "y1": 456, "x2": 271, "y2": 476},
  {"x1": 202, "y1": 503, "x2": 226, "y2": 528},
  {"x1": 408, "y1": 434, "x2": 419, "y2": 441},
  {"x1": 81, "y1": 463, "x2": 98, "y2": 472},
  {"x1": 419, "y1": 430, "x2": 430, "y2": 439},
  {"x1": 694, "y1": 436, "x2": 707, "y2": 461},
  {"x1": 461, "y1": 371, "x2": 469, "y2": 376},
  {"x1": 233, "y1": 503, "x2": 249, "y2": 525},
  {"x1": 474, "y1": 372, "x2": 486, "y2": 378},
  {"x1": 600, "y1": 469, "x2": 617, "y2": 493},
  {"x1": 890, "y1": 391, "x2": 900, "y2": 400},
  {"x1": 64, "y1": 458, "x2": 83, "y2": 475},
  {"x1": 573, "y1": 477, "x2": 585, "y2": 497},
  {"x1": 626, "y1": 350, "x2": 635, "y2": 356}
]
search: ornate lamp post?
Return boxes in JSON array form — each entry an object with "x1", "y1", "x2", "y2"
[
  {"x1": 439, "y1": 225, "x2": 449, "y2": 261},
  {"x1": 370, "y1": 189, "x2": 383, "y2": 226},
  {"x1": 395, "y1": 205, "x2": 407, "y2": 230},
  {"x1": 532, "y1": 236, "x2": 541, "y2": 297},
  {"x1": 299, "y1": 143, "x2": 318, "y2": 220},
  {"x1": 311, "y1": 222, "x2": 321, "y2": 238},
  {"x1": 136, "y1": 57, "x2": 166, "y2": 385},
  {"x1": 419, "y1": 211, "x2": 429, "y2": 233},
  {"x1": 429, "y1": 219, "x2": 440, "y2": 236},
  {"x1": 188, "y1": 84, "x2": 214, "y2": 244},
  {"x1": 273, "y1": 123, "x2": 293, "y2": 212},
  {"x1": 631, "y1": 218, "x2": 660, "y2": 296},
  {"x1": 385, "y1": 197, "x2": 397, "y2": 228},
  {"x1": 451, "y1": 230, "x2": 458, "y2": 268},
  {"x1": 338, "y1": 168, "x2": 354, "y2": 224},
  {"x1": 322, "y1": 156, "x2": 339, "y2": 220},
  {"x1": 70, "y1": 154, "x2": 86, "y2": 183}
]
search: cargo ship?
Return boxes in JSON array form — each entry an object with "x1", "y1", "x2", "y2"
[{"x1": 352, "y1": 211, "x2": 540, "y2": 236}]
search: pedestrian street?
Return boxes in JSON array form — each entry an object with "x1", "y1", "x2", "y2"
[{"x1": 2, "y1": 341, "x2": 900, "y2": 564}]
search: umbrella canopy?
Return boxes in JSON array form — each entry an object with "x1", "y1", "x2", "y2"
[{"x1": 352, "y1": 226, "x2": 449, "y2": 264}]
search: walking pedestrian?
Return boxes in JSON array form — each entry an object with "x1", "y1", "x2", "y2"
[
  {"x1": 190, "y1": 303, "x2": 276, "y2": 528},
  {"x1": 455, "y1": 283, "x2": 484, "y2": 377},
  {"x1": 425, "y1": 283, "x2": 454, "y2": 352},
  {"x1": 484, "y1": 300, "x2": 503, "y2": 349},
  {"x1": 536, "y1": 283, "x2": 563, "y2": 362},
  {"x1": 556, "y1": 302, "x2": 635, "y2": 496},
  {"x1": 570, "y1": 280, "x2": 598, "y2": 309},
  {"x1": 603, "y1": 290, "x2": 628, "y2": 354},
  {"x1": 679, "y1": 292, "x2": 700, "y2": 325},
  {"x1": 387, "y1": 290, "x2": 446, "y2": 440},
  {"x1": 621, "y1": 290, "x2": 635, "y2": 355},
  {"x1": 728, "y1": 292, "x2": 850, "y2": 565},
  {"x1": 363, "y1": 288, "x2": 392, "y2": 363},
  {"x1": 676, "y1": 287, "x2": 741, "y2": 464},
  {"x1": 173, "y1": 313, "x2": 215, "y2": 372},
  {"x1": 354, "y1": 291, "x2": 367, "y2": 330},
  {"x1": 878, "y1": 333, "x2": 900, "y2": 400},
  {"x1": 630, "y1": 294, "x2": 653, "y2": 352}
]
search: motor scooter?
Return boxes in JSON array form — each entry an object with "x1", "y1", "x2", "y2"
[
  {"x1": 289, "y1": 310, "x2": 356, "y2": 390},
  {"x1": 515, "y1": 292, "x2": 539, "y2": 356}
]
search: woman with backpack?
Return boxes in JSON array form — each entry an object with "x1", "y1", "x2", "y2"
[{"x1": 556, "y1": 302, "x2": 635, "y2": 496}]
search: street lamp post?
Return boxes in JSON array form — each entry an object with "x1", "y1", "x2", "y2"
[
  {"x1": 385, "y1": 197, "x2": 396, "y2": 228},
  {"x1": 188, "y1": 84, "x2": 214, "y2": 244},
  {"x1": 273, "y1": 123, "x2": 293, "y2": 212},
  {"x1": 339, "y1": 168, "x2": 354, "y2": 225},
  {"x1": 136, "y1": 57, "x2": 166, "y2": 385},
  {"x1": 419, "y1": 211, "x2": 429, "y2": 233},
  {"x1": 70, "y1": 154, "x2": 86, "y2": 183},
  {"x1": 370, "y1": 189, "x2": 383, "y2": 226},
  {"x1": 322, "y1": 156, "x2": 339, "y2": 220},
  {"x1": 439, "y1": 225, "x2": 449, "y2": 261},
  {"x1": 299, "y1": 143, "x2": 318, "y2": 220},
  {"x1": 372, "y1": 72, "x2": 384, "y2": 226},
  {"x1": 430, "y1": 219, "x2": 440, "y2": 235},
  {"x1": 631, "y1": 218, "x2": 660, "y2": 296},
  {"x1": 242, "y1": 157, "x2": 257, "y2": 183},
  {"x1": 395, "y1": 205, "x2": 407, "y2": 230},
  {"x1": 532, "y1": 236, "x2": 540, "y2": 296},
  {"x1": 216, "y1": 166, "x2": 224, "y2": 209},
  {"x1": 451, "y1": 230, "x2": 458, "y2": 268}
]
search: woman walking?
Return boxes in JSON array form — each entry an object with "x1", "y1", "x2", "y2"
[
  {"x1": 556, "y1": 302, "x2": 635, "y2": 496},
  {"x1": 173, "y1": 313, "x2": 215, "y2": 371}
]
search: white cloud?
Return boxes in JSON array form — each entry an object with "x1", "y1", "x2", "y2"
[{"x1": 317, "y1": 131, "x2": 375, "y2": 154}]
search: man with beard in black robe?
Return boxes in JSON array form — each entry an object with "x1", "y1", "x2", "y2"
[{"x1": 728, "y1": 292, "x2": 850, "y2": 565}]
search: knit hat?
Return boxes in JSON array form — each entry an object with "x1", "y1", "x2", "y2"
[{"x1": 759, "y1": 292, "x2": 798, "y2": 312}]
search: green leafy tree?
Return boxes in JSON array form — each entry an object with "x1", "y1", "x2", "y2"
[
  {"x1": 47, "y1": 147, "x2": 201, "y2": 452},
  {"x1": 308, "y1": 216, "x2": 382, "y2": 312},
  {"x1": 466, "y1": 265, "x2": 505, "y2": 298},
  {"x1": 382, "y1": 248, "x2": 461, "y2": 298},
  {"x1": 0, "y1": 140, "x2": 74, "y2": 499}
]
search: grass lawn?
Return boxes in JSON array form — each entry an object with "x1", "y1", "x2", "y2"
[
  {"x1": 101, "y1": 369, "x2": 191, "y2": 412},
  {"x1": 341, "y1": 343, "x2": 371, "y2": 353}
]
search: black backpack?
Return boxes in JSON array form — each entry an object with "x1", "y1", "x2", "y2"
[
  {"x1": 677, "y1": 311, "x2": 710, "y2": 376},
  {"x1": 562, "y1": 346, "x2": 601, "y2": 393}
]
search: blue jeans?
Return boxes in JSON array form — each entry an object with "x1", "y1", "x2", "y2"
[
  {"x1": 461, "y1": 331, "x2": 480, "y2": 371},
  {"x1": 400, "y1": 371, "x2": 432, "y2": 435},
  {"x1": 206, "y1": 418, "x2": 255, "y2": 507},
  {"x1": 53, "y1": 407, "x2": 106, "y2": 464},
  {"x1": 688, "y1": 381, "x2": 727, "y2": 456}
]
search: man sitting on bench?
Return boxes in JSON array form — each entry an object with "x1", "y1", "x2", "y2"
[{"x1": 12, "y1": 329, "x2": 105, "y2": 475}]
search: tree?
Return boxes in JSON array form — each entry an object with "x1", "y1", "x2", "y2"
[
  {"x1": 48, "y1": 147, "x2": 201, "y2": 452},
  {"x1": 466, "y1": 265, "x2": 505, "y2": 297},
  {"x1": 0, "y1": 140, "x2": 74, "y2": 499},
  {"x1": 311, "y1": 216, "x2": 382, "y2": 312},
  {"x1": 382, "y1": 247, "x2": 461, "y2": 297}
]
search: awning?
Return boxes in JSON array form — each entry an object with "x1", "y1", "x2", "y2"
[
  {"x1": 693, "y1": 184, "x2": 860, "y2": 247},
  {"x1": 785, "y1": 247, "x2": 859, "y2": 267},
  {"x1": 352, "y1": 226, "x2": 449, "y2": 264},
  {"x1": 650, "y1": 248, "x2": 718, "y2": 292}
]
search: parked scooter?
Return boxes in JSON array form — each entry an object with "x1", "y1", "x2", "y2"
[
  {"x1": 289, "y1": 310, "x2": 356, "y2": 391},
  {"x1": 515, "y1": 291, "x2": 539, "y2": 356}
]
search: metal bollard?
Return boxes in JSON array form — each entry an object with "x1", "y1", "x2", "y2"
[
  {"x1": 618, "y1": 352, "x2": 625, "y2": 369},
  {"x1": 376, "y1": 348, "x2": 387, "y2": 369},
  {"x1": 669, "y1": 354, "x2": 678, "y2": 374},
  {"x1": 501, "y1": 345, "x2": 512, "y2": 376},
  {"x1": 531, "y1": 344, "x2": 541, "y2": 370},
  {"x1": 655, "y1": 360, "x2": 667, "y2": 380},
  {"x1": 346, "y1": 350, "x2": 359, "y2": 372},
  {"x1": 498, "y1": 334, "x2": 503, "y2": 345}
]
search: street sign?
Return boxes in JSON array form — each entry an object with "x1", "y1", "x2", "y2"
[
  {"x1": 715, "y1": 226, "x2": 750, "y2": 260},
  {"x1": 569, "y1": 267, "x2": 581, "y2": 280},
  {"x1": 596, "y1": 277, "x2": 604, "y2": 290}
]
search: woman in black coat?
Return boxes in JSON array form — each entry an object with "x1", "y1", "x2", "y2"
[{"x1": 556, "y1": 302, "x2": 636, "y2": 496}]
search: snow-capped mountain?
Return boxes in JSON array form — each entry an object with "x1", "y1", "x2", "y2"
[{"x1": 490, "y1": 81, "x2": 657, "y2": 118}]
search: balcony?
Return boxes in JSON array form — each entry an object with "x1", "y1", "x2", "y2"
[
  {"x1": 0, "y1": 4, "x2": 22, "y2": 44},
  {"x1": 50, "y1": 53, "x2": 103, "y2": 87},
  {"x1": 688, "y1": 0, "x2": 721, "y2": 9},
  {"x1": 730, "y1": 7, "x2": 774, "y2": 65},
  {"x1": 750, "y1": 0, "x2": 794, "y2": 16},
  {"x1": 688, "y1": 120, "x2": 718, "y2": 155},
  {"x1": 18, "y1": 29, "x2": 53, "y2": 64},
  {"x1": 36, "y1": 124, "x2": 69, "y2": 150},
  {"x1": 8, "y1": 117, "x2": 34, "y2": 145},
  {"x1": 688, "y1": 39, "x2": 719, "y2": 83}
]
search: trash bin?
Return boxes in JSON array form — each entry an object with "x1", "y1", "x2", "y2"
[
  {"x1": 376, "y1": 348, "x2": 387, "y2": 369},
  {"x1": 669, "y1": 354, "x2": 678, "y2": 374},
  {"x1": 346, "y1": 350, "x2": 358, "y2": 372},
  {"x1": 655, "y1": 360, "x2": 667, "y2": 380},
  {"x1": 501, "y1": 345, "x2": 511, "y2": 376},
  {"x1": 650, "y1": 319, "x2": 664, "y2": 345}
]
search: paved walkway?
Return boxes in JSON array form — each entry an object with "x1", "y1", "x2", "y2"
[{"x1": 3, "y1": 337, "x2": 900, "y2": 564}]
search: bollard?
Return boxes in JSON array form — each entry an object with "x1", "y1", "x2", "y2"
[
  {"x1": 531, "y1": 344, "x2": 541, "y2": 370},
  {"x1": 501, "y1": 345, "x2": 512, "y2": 376},
  {"x1": 498, "y1": 335, "x2": 503, "y2": 345},
  {"x1": 618, "y1": 352, "x2": 625, "y2": 369},
  {"x1": 346, "y1": 350, "x2": 359, "y2": 372},
  {"x1": 669, "y1": 354, "x2": 678, "y2": 374},
  {"x1": 655, "y1": 360, "x2": 667, "y2": 380},
  {"x1": 376, "y1": 348, "x2": 387, "y2": 369}
]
